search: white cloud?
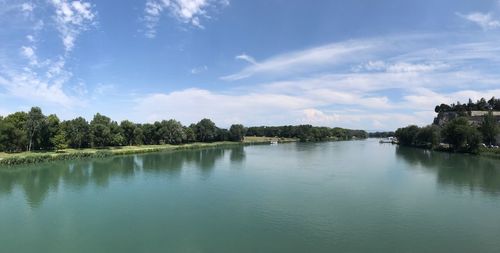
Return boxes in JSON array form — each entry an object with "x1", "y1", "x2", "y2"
[
  {"x1": 21, "y1": 2, "x2": 34, "y2": 13},
  {"x1": 355, "y1": 60, "x2": 449, "y2": 73},
  {"x1": 0, "y1": 67, "x2": 77, "y2": 107},
  {"x1": 134, "y1": 88, "x2": 314, "y2": 126},
  {"x1": 457, "y1": 12, "x2": 500, "y2": 30},
  {"x1": 132, "y1": 87, "x2": 437, "y2": 129},
  {"x1": 0, "y1": 0, "x2": 96, "y2": 108},
  {"x1": 21, "y1": 45, "x2": 35, "y2": 58},
  {"x1": 299, "y1": 108, "x2": 430, "y2": 129},
  {"x1": 235, "y1": 53, "x2": 257, "y2": 65},
  {"x1": 221, "y1": 39, "x2": 379, "y2": 80},
  {"x1": 20, "y1": 45, "x2": 39, "y2": 66},
  {"x1": 403, "y1": 88, "x2": 500, "y2": 110},
  {"x1": 50, "y1": 0, "x2": 96, "y2": 52},
  {"x1": 143, "y1": 0, "x2": 229, "y2": 38},
  {"x1": 190, "y1": 65, "x2": 208, "y2": 74},
  {"x1": 26, "y1": 34, "x2": 35, "y2": 42}
]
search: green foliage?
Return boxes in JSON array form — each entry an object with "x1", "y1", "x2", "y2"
[
  {"x1": 61, "y1": 117, "x2": 90, "y2": 149},
  {"x1": 395, "y1": 125, "x2": 419, "y2": 146},
  {"x1": 90, "y1": 113, "x2": 112, "y2": 147},
  {"x1": 441, "y1": 117, "x2": 482, "y2": 153},
  {"x1": 52, "y1": 132, "x2": 68, "y2": 151},
  {"x1": 132, "y1": 127, "x2": 145, "y2": 145},
  {"x1": 159, "y1": 119, "x2": 186, "y2": 144},
  {"x1": 0, "y1": 112, "x2": 28, "y2": 152},
  {"x1": 141, "y1": 123, "x2": 157, "y2": 145},
  {"x1": 184, "y1": 125, "x2": 196, "y2": 143},
  {"x1": 246, "y1": 125, "x2": 367, "y2": 141},
  {"x1": 414, "y1": 125, "x2": 441, "y2": 148},
  {"x1": 26, "y1": 107, "x2": 45, "y2": 151},
  {"x1": 435, "y1": 96, "x2": 500, "y2": 113},
  {"x1": 120, "y1": 120, "x2": 137, "y2": 145},
  {"x1": 40, "y1": 114, "x2": 60, "y2": 150},
  {"x1": 229, "y1": 124, "x2": 247, "y2": 141},
  {"x1": 368, "y1": 131, "x2": 395, "y2": 138},
  {"x1": 396, "y1": 119, "x2": 481, "y2": 154},
  {"x1": 195, "y1": 118, "x2": 218, "y2": 142},
  {"x1": 0, "y1": 106, "x2": 368, "y2": 155},
  {"x1": 480, "y1": 111, "x2": 499, "y2": 145}
]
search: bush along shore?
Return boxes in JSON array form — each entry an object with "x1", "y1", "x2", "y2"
[
  {"x1": 0, "y1": 137, "x2": 297, "y2": 166},
  {"x1": 395, "y1": 97, "x2": 500, "y2": 157}
]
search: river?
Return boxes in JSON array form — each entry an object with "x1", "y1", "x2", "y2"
[{"x1": 1, "y1": 140, "x2": 499, "y2": 252}]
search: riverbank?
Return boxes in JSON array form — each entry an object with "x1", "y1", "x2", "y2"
[
  {"x1": 479, "y1": 147, "x2": 500, "y2": 159},
  {"x1": 0, "y1": 136, "x2": 297, "y2": 166},
  {"x1": 392, "y1": 143, "x2": 500, "y2": 160}
]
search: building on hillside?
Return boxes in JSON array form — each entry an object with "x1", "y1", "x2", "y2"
[{"x1": 433, "y1": 110, "x2": 500, "y2": 144}]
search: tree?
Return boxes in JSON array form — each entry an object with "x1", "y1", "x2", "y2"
[
  {"x1": 40, "y1": 114, "x2": 60, "y2": 150},
  {"x1": 184, "y1": 125, "x2": 196, "y2": 143},
  {"x1": 62, "y1": 117, "x2": 90, "y2": 148},
  {"x1": 120, "y1": 120, "x2": 137, "y2": 145},
  {"x1": 216, "y1": 128, "x2": 230, "y2": 141},
  {"x1": 229, "y1": 124, "x2": 247, "y2": 141},
  {"x1": 480, "y1": 111, "x2": 499, "y2": 145},
  {"x1": 415, "y1": 125, "x2": 440, "y2": 148},
  {"x1": 52, "y1": 132, "x2": 68, "y2": 151},
  {"x1": 195, "y1": 118, "x2": 218, "y2": 142},
  {"x1": 0, "y1": 112, "x2": 28, "y2": 152},
  {"x1": 141, "y1": 123, "x2": 157, "y2": 145},
  {"x1": 26, "y1": 107, "x2": 45, "y2": 151},
  {"x1": 395, "y1": 125, "x2": 419, "y2": 146},
  {"x1": 132, "y1": 127, "x2": 144, "y2": 145},
  {"x1": 90, "y1": 113, "x2": 112, "y2": 147},
  {"x1": 109, "y1": 121, "x2": 124, "y2": 146},
  {"x1": 442, "y1": 117, "x2": 482, "y2": 153},
  {"x1": 477, "y1": 98, "x2": 488, "y2": 110},
  {"x1": 159, "y1": 119, "x2": 186, "y2": 144}
]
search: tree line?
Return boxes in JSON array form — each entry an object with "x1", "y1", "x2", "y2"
[
  {"x1": 435, "y1": 97, "x2": 500, "y2": 113},
  {"x1": 395, "y1": 111, "x2": 499, "y2": 154},
  {"x1": 0, "y1": 107, "x2": 247, "y2": 152},
  {"x1": 246, "y1": 125, "x2": 367, "y2": 142},
  {"x1": 368, "y1": 131, "x2": 395, "y2": 138},
  {"x1": 0, "y1": 107, "x2": 366, "y2": 153}
]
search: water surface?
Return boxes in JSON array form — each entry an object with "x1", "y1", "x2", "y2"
[{"x1": 1, "y1": 140, "x2": 500, "y2": 252}]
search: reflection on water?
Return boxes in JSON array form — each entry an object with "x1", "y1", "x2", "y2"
[
  {"x1": 395, "y1": 146, "x2": 500, "y2": 195},
  {"x1": 0, "y1": 146, "x2": 245, "y2": 208}
]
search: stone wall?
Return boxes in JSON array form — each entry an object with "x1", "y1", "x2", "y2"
[{"x1": 433, "y1": 111, "x2": 500, "y2": 127}]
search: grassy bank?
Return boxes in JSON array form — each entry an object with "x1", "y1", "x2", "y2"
[
  {"x1": 0, "y1": 137, "x2": 296, "y2": 166},
  {"x1": 479, "y1": 147, "x2": 500, "y2": 159}
]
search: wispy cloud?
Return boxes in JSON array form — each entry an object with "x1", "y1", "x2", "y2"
[
  {"x1": 135, "y1": 33, "x2": 500, "y2": 129},
  {"x1": 143, "y1": 0, "x2": 229, "y2": 38},
  {"x1": 190, "y1": 65, "x2": 208, "y2": 74},
  {"x1": 221, "y1": 39, "x2": 380, "y2": 80},
  {"x1": 50, "y1": 0, "x2": 97, "y2": 52},
  {"x1": 457, "y1": 12, "x2": 500, "y2": 30},
  {"x1": 235, "y1": 54, "x2": 257, "y2": 65},
  {"x1": 0, "y1": 0, "x2": 97, "y2": 108},
  {"x1": 21, "y1": 2, "x2": 34, "y2": 13}
]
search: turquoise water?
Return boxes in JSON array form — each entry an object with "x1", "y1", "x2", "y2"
[{"x1": 1, "y1": 140, "x2": 500, "y2": 252}]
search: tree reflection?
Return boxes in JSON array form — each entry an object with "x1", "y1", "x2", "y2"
[
  {"x1": 230, "y1": 146, "x2": 245, "y2": 164},
  {"x1": 0, "y1": 146, "x2": 245, "y2": 207},
  {"x1": 395, "y1": 146, "x2": 500, "y2": 195}
]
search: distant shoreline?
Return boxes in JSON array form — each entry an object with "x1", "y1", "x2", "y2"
[{"x1": 0, "y1": 137, "x2": 296, "y2": 167}]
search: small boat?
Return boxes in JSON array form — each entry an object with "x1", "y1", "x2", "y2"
[
  {"x1": 379, "y1": 137, "x2": 397, "y2": 144},
  {"x1": 270, "y1": 140, "x2": 278, "y2": 145}
]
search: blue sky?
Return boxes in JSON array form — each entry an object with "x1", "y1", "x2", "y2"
[{"x1": 1, "y1": 0, "x2": 500, "y2": 130}]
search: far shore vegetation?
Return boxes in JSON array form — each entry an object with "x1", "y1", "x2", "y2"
[
  {"x1": 394, "y1": 97, "x2": 500, "y2": 157},
  {"x1": 0, "y1": 107, "x2": 367, "y2": 166}
]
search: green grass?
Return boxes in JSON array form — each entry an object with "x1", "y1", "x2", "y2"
[{"x1": 0, "y1": 137, "x2": 297, "y2": 166}]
